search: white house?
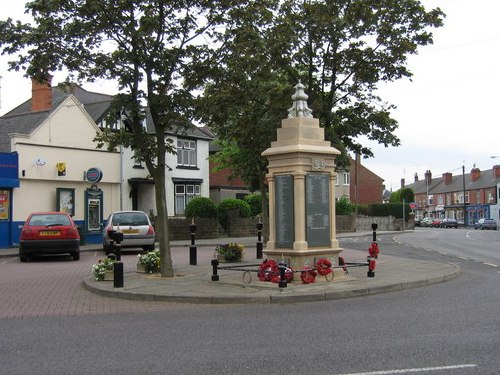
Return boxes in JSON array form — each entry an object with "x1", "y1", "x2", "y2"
[{"x1": 0, "y1": 78, "x2": 213, "y2": 248}]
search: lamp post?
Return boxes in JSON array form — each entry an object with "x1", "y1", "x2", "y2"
[{"x1": 462, "y1": 164, "x2": 467, "y2": 227}]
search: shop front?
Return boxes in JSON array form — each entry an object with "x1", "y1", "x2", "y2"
[{"x1": 0, "y1": 152, "x2": 20, "y2": 248}]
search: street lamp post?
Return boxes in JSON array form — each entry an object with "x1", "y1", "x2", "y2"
[{"x1": 462, "y1": 165, "x2": 467, "y2": 227}]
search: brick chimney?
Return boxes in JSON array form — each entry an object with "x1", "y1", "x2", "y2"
[
  {"x1": 442, "y1": 172, "x2": 452, "y2": 184},
  {"x1": 31, "y1": 76, "x2": 53, "y2": 112},
  {"x1": 470, "y1": 167, "x2": 481, "y2": 182},
  {"x1": 493, "y1": 165, "x2": 500, "y2": 178},
  {"x1": 425, "y1": 170, "x2": 432, "y2": 185}
]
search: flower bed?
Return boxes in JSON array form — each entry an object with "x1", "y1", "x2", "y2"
[
  {"x1": 137, "y1": 249, "x2": 160, "y2": 273},
  {"x1": 215, "y1": 243, "x2": 245, "y2": 262},
  {"x1": 92, "y1": 257, "x2": 115, "y2": 281}
]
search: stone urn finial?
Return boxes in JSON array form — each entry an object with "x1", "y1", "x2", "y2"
[{"x1": 287, "y1": 81, "x2": 313, "y2": 118}]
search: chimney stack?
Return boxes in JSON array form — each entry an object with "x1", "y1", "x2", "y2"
[
  {"x1": 470, "y1": 167, "x2": 481, "y2": 182},
  {"x1": 493, "y1": 165, "x2": 500, "y2": 178},
  {"x1": 425, "y1": 170, "x2": 432, "y2": 185},
  {"x1": 31, "y1": 76, "x2": 53, "y2": 112},
  {"x1": 442, "y1": 172, "x2": 452, "y2": 184},
  {"x1": 414, "y1": 173, "x2": 418, "y2": 183}
]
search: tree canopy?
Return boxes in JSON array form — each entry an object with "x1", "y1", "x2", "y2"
[{"x1": 1, "y1": 0, "x2": 444, "y2": 259}]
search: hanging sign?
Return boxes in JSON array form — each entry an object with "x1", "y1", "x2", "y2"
[{"x1": 86, "y1": 168, "x2": 103, "y2": 183}]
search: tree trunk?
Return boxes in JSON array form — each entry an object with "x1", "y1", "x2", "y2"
[{"x1": 154, "y1": 162, "x2": 174, "y2": 277}]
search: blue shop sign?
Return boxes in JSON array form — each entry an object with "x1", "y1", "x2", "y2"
[
  {"x1": 0, "y1": 152, "x2": 20, "y2": 188},
  {"x1": 86, "y1": 167, "x2": 103, "y2": 183}
]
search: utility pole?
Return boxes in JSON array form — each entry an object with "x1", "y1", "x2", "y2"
[{"x1": 462, "y1": 165, "x2": 467, "y2": 227}]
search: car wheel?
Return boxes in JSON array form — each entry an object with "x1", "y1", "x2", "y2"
[
  {"x1": 143, "y1": 245, "x2": 155, "y2": 251},
  {"x1": 19, "y1": 246, "x2": 28, "y2": 262},
  {"x1": 72, "y1": 251, "x2": 80, "y2": 261}
]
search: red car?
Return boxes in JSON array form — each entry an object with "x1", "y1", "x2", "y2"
[
  {"x1": 19, "y1": 212, "x2": 80, "y2": 262},
  {"x1": 430, "y1": 218, "x2": 443, "y2": 228}
]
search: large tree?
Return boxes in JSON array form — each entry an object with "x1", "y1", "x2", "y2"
[
  {"x1": 0, "y1": 0, "x2": 238, "y2": 277},
  {"x1": 201, "y1": 0, "x2": 444, "y2": 199}
]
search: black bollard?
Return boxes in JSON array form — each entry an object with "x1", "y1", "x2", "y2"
[
  {"x1": 189, "y1": 220, "x2": 197, "y2": 265},
  {"x1": 367, "y1": 256, "x2": 375, "y2": 278},
  {"x1": 371, "y1": 223, "x2": 378, "y2": 243},
  {"x1": 112, "y1": 230, "x2": 124, "y2": 261},
  {"x1": 211, "y1": 258, "x2": 219, "y2": 281},
  {"x1": 278, "y1": 261, "x2": 287, "y2": 288},
  {"x1": 256, "y1": 220, "x2": 264, "y2": 259},
  {"x1": 114, "y1": 261, "x2": 124, "y2": 287}
]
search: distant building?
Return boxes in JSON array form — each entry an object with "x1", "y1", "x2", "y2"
[{"x1": 404, "y1": 166, "x2": 500, "y2": 226}]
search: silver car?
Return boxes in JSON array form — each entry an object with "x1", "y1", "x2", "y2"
[
  {"x1": 102, "y1": 211, "x2": 156, "y2": 254},
  {"x1": 473, "y1": 218, "x2": 497, "y2": 230}
]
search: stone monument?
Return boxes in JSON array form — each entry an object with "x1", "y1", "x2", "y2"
[{"x1": 262, "y1": 82, "x2": 342, "y2": 272}]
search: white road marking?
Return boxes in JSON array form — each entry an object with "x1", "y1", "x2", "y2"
[
  {"x1": 457, "y1": 256, "x2": 469, "y2": 261},
  {"x1": 483, "y1": 263, "x2": 498, "y2": 268},
  {"x1": 333, "y1": 363, "x2": 477, "y2": 375}
]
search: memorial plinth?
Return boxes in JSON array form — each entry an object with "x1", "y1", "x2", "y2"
[{"x1": 262, "y1": 83, "x2": 342, "y2": 271}]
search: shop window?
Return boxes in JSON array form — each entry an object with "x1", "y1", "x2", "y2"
[{"x1": 0, "y1": 190, "x2": 10, "y2": 220}]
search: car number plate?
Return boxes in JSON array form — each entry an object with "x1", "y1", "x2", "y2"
[
  {"x1": 122, "y1": 229, "x2": 139, "y2": 234},
  {"x1": 40, "y1": 230, "x2": 61, "y2": 236}
]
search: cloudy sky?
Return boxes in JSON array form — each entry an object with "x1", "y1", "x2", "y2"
[{"x1": 1, "y1": 0, "x2": 499, "y2": 191}]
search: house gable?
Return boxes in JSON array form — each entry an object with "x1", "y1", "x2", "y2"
[{"x1": 26, "y1": 95, "x2": 102, "y2": 150}]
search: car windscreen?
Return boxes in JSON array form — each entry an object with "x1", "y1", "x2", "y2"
[
  {"x1": 112, "y1": 213, "x2": 149, "y2": 226},
  {"x1": 29, "y1": 214, "x2": 71, "y2": 226}
]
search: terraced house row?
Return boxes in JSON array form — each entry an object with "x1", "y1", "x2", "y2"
[{"x1": 405, "y1": 168, "x2": 500, "y2": 226}]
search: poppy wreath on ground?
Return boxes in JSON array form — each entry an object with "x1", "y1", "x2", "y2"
[
  {"x1": 316, "y1": 258, "x2": 332, "y2": 276},
  {"x1": 300, "y1": 267, "x2": 318, "y2": 284},
  {"x1": 270, "y1": 266, "x2": 294, "y2": 283},
  {"x1": 258, "y1": 259, "x2": 278, "y2": 282}
]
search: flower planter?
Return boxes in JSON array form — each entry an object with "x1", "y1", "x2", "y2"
[
  {"x1": 136, "y1": 263, "x2": 147, "y2": 273},
  {"x1": 103, "y1": 270, "x2": 114, "y2": 281},
  {"x1": 216, "y1": 253, "x2": 243, "y2": 263}
]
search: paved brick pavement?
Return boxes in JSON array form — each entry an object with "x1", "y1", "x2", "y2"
[{"x1": 0, "y1": 249, "x2": 211, "y2": 319}]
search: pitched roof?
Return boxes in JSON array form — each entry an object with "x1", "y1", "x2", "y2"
[
  {"x1": 407, "y1": 168, "x2": 500, "y2": 194},
  {"x1": 0, "y1": 84, "x2": 213, "y2": 152},
  {"x1": 0, "y1": 85, "x2": 113, "y2": 152}
]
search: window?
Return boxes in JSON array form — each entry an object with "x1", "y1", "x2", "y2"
[
  {"x1": 437, "y1": 195, "x2": 444, "y2": 205},
  {"x1": 175, "y1": 184, "x2": 200, "y2": 215},
  {"x1": 177, "y1": 139, "x2": 197, "y2": 167},
  {"x1": 342, "y1": 173, "x2": 350, "y2": 185}
]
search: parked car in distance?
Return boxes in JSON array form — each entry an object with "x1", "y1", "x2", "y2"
[
  {"x1": 420, "y1": 217, "x2": 433, "y2": 227},
  {"x1": 442, "y1": 218, "x2": 458, "y2": 228},
  {"x1": 102, "y1": 210, "x2": 156, "y2": 254},
  {"x1": 474, "y1": 218, "x2": 497, "y2": 230},
  {"x1": 430, "y1": 218, "x2": 443, "y2": 228},
  {"x1": 19, "y1": 212, "x2": 80, "y2": 262}
]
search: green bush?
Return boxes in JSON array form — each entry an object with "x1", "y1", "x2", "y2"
[
  {"x1": 243, "y1": 193, "x2": 263, "y2": 217},
  {"x1": 369, "y1": 203, "x2": 411, "y2": 220},
  {"x1": 218, "y1": 198, "x2": 251, "y2": 229},
  {"x1": 336, "y1": 196, "x2": 353, "y2": 215},
  {"x1": 185, "y1": 196, "x2": 218, "y2": 218}
]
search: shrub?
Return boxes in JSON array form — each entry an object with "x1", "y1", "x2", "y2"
[
  {"x1": 185, "y1": 196, "x2": 217, "y2": 218},
  {"x1": 336, "y1": 196, "x2": 353, "y2": 215},
  {"x1": 217, "y1": 198, "x2": 251, "y2": 229},
  {"x1": 243, "y1": 193, "x2": 263, "y2": 217}
]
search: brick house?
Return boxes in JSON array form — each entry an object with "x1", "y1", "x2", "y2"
[{"x1": 405, "y1": 166, "x2": 500, "y2": 226}]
